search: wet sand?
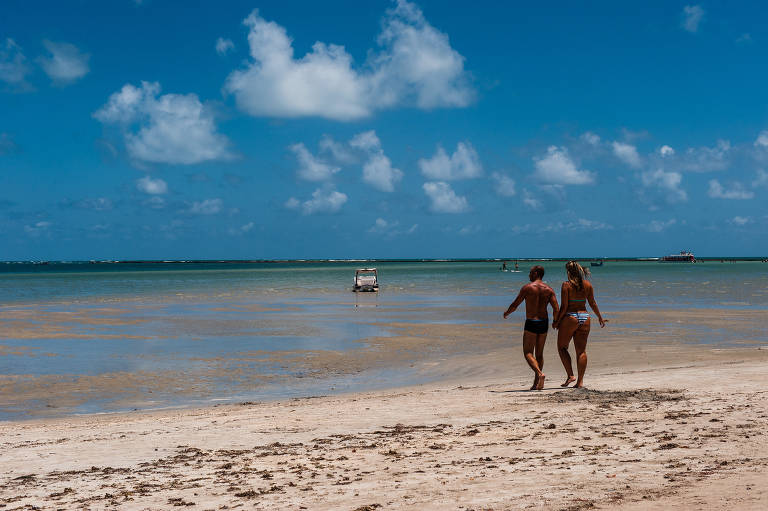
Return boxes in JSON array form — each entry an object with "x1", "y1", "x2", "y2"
[
  {"x1": 2, "y1": 337, "x2": 767, "y2": 509},
  {"x1": 3, "y1": 304, "x2": 768, "y2": 419}
]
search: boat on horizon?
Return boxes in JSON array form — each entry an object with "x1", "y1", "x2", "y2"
[{"x1": 661, "y1": 251, "x2": 696, "y2": 263}]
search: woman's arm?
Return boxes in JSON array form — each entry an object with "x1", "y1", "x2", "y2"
[{"x1": 586, "y1": 282, "x2": 607, "y2": 327}]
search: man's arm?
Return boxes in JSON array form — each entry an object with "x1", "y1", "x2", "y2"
[
  {"x1": 548, "y1": 288, "x2": 559, "y2": 327},
  {"x1": 503, "y1": 286, "x2": 527, "y2": 319},
  {"x1": 553, "y1": 282, "x2": 569, "y2": 327}
]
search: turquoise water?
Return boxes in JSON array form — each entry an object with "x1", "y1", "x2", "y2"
[{"x1": 1, "y1": 260, "x2": 767, "y2": 307}]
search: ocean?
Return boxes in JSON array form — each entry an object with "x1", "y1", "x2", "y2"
[{"x1": 1, "y1": 260, "x2": 767, "y2": 420}]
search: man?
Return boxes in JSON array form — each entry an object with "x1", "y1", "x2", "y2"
[{"x1": 503, "y1": 265, "x2": 559, "y2": 390}]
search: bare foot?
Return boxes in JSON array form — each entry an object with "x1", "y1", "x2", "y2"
[
  {"x1": 530, "y1": 375, "x2": 539, "y2": 391},
  {"x1": 536, "y1": 374, "x2": 546, "y2": 390},
  {"x1": 574, "y1": 382, "x2": 585, "y2": 388},
  {"x1": 561, "y1": 376, "x2": 576, "y2": 387}
]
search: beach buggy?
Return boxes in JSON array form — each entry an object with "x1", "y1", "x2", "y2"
[{"x1": 352, "y1": 268, "x2": 379, "y2": 292}]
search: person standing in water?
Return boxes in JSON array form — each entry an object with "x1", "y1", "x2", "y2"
[
  {"x1": 553, "y1": 261, "x2": 607, "y2": 388},
  {"x1": 503, "y1": 266, "x2": 559, "y2": 390}
]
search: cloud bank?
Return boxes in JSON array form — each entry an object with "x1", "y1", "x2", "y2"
[{"x1": 224, "y1": 0, "x2": 472, "y2": 121}]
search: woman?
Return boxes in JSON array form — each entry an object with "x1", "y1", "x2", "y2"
[{"x1": 553, "y1": 261, "x2": 607, "y2": 388}]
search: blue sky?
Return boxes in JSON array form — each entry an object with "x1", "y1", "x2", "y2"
[{"x1": 1, "y1": 0, "x2": 767, "y2": 259}]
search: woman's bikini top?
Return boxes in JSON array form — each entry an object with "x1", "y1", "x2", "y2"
[{"x1": 566, "y1": 283, "x2": 587, "y2": 304}]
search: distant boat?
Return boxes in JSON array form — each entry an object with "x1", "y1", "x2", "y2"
[
  {"x1": 661, "y1": 251, "x2": 696, "y2": 263},
  {"x1": 590, "y1": 259, "x2": 604, "y2": 267}
]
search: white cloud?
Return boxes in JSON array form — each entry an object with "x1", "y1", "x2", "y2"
[
  {"x1": 136, "y1": 175, "x2": 168, "y2": 195},
  {"x1": 215, "y1": 37, "x2": 235, "y2": 56},
  {"x1": 144, "y1": 196, "x2": 166, "y2": 209},
  {"x1": 350, "y1": 130, "x2": 403, "y2": 191},
  {"x1": 708, "y1": 180, "x2": 754, "y2": 200},
  {"x1": 224, "y1": 1, "x2": 472, "y2": 121},
  {"x1": 659, "y1": 145, "x2": 675, "y2": 157},
  {"x1": 568, "y1": 218, "x2": 612, "y2": 231},
  {"x1": 682, "y1": 5, "x2": 704, "y2": 33},
  {"x1": 290, "y1": 143, "x2": 340, "y2": 181},
  {"x1": 753, "y1": 169, "x2": 768, "y2": 188},
  {"x1": 70, "y1": 197, "x2": 113, "y2": 211},
  {"x1": 37, "y1": 40, "x2": 90, "y2": 84},
  {"x1": 367, "y1": 0, "x2": 472, "y2": 110},
  {"x1": 284, "y1": 197, "x2": 300, "y2": 210},
  {"x1": 580, "y1": 131, "x2": 601, "y2": 146},
  {"x1": 612, "y1": 141, "x2": 642, "y2": 168},
  {"x1": 730, "y1": 216, "x2": 751, "y2": 226},
  {"x1": 419, "y1": 142, "x2": 482, "y2": 180},
  {"x1": 754, "y1": 131, "x2": 768, "y2": 148},
  {"x1": 680, "y1": 140, "x2": 730, "y2": 172},
  {"x1": 367, "y1": 217, "x2": 416, "y2": 237},
  {"x1": 510, "y1": 219, "x2": 611, "y2": 234},
  {"x1": 94, "y1": 81, "x2": 232, "y2": 165},
  {"x1": 522, "y1": 189, "x2": 542, "y2": 210},
  {"x1": 299, "y1": 185, "x2": 348, "y2": 214},
  {"x1": 641, "y1": 169, "x2": 688, "y2": 203},
  {"x1": 229, "y1": 221, "x2": 255, "y2": 235},
  {"x1": 319, "y1": 135, "x2": 356, "y2": 164},
  {"x1": 349, "y1": 130, "x2": 380, "y2": 152},
  {"x1": 458, "y1": 225, "x2": 482, "y2": 236},
  {"x1": 0, "y1": 38, "x2": 31, "y2": 87},
  {"x1": 534, "y1": 145, "x2": 594, "y2": 185},
  {"x1": 491, "y1": 172, "x2": 516, "y2": 197},
  {"x1": 24, "y1": 221, "x2": 51, "y2": 236},
  {"x1": 189, "y1": 198, "x2": 223, "y2": 214},
  {"x1": 422, "y1": 181, "x2": 468, "y2": 213},
  {"x1": 361, "y1": 152, "x2": 402, "y2": 192},
  {"x1": 646, "y1": 219, "x2": 677, "y2": 232},
  {"x1": 369, "y1": 217, "x2": 391, "y2": 232}
]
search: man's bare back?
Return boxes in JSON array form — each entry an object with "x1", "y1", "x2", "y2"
[
  {"x1": 502, "y1": 266, "x2": 559, "y2": 391},
  {"x1": 503, "y1": 278, "x2": 558, "y2": 321},
  {"x1": 518, "y1": 281, "x2": 556, "y2": 320}
]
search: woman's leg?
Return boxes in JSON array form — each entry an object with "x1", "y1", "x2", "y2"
[
  {"x1": 557, "y1": 316, "x2": 579, "y2": 386},
  {"x1": 573, "y1": 319, "x2": 591, "y2": 388}
]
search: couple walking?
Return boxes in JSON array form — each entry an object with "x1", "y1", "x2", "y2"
[{"x1": 503, "y1": 261, "x2": 607, "y2": 390}]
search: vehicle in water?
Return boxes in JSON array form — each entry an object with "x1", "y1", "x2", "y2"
[
  {"x1": 590, "y1": 259, "x2": 604, "y2": 267},
  {"x1": 661, "y1": 251, "x2": 696, "y2": 263},
  {"x1": 352, "y1": 268, "x2": 379, "y2": 292}
]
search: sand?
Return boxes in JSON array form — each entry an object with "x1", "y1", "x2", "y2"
[{"x1": 2, "y1": 339, "x2": 767, "y2": 510}]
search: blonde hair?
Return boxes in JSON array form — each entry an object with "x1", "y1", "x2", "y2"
[{"x1": 565, "y1": 260, "x2": 590, "y2": 291}]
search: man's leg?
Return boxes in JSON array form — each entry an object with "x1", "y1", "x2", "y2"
[
  {"x1": 535, "y1": 332, "x2": 547, "y2": 390},
  {"x1": 523, "y1": 330, "x2": 544, "y2": 390}
]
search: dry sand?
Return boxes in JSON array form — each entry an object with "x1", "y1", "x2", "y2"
[{"x1": 2, "y1": 339, "x2": 767, "y2": 510}]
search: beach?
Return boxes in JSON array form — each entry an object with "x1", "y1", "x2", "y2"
[
  {"x1": 1, "y1": 340, "x2": 767, "y2": 510},
  {"x1": 1, "y1": 261, "x2": 768, "y2": 509}
]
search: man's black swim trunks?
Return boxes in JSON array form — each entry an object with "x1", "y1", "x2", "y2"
[{"x1": 524, "y1": 318, "x2": 548, "y2": 335}]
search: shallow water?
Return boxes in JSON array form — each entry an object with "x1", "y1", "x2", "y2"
[{"x1": 1, "y1": 260, "x2": 767, "y2": 420}]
